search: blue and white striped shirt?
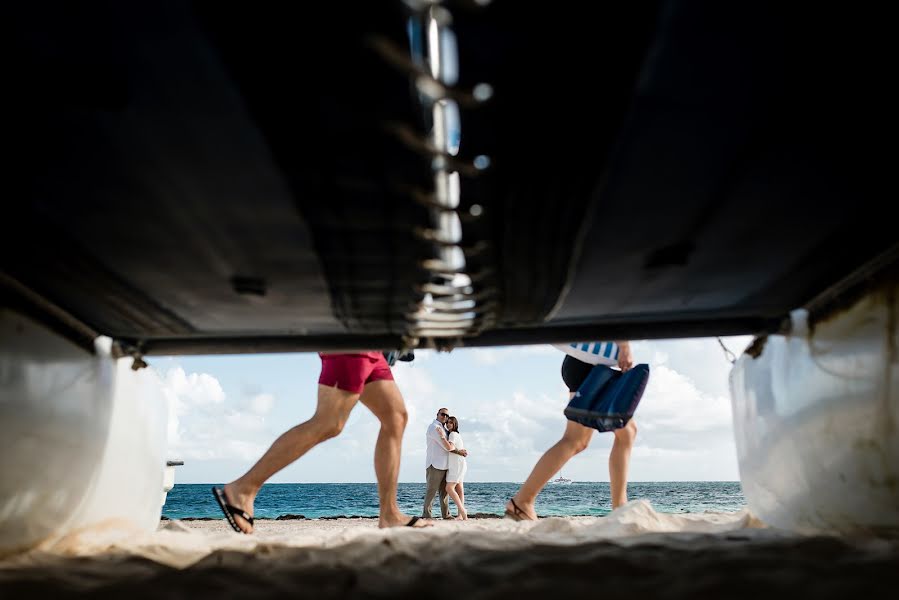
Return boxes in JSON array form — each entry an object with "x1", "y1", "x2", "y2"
[{"x1": 553, "y1": 342, "x2": 620, "y2": 366}]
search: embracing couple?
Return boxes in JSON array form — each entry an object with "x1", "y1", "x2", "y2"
[{"x1": 423, "y1": 408, "x2": 469, "y2": 520}]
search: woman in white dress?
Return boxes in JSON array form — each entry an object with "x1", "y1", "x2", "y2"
[{"x1": 445, "y1": 416, "x2": 468, "y2": 520}]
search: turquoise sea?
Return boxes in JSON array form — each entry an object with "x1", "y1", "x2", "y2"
[{"x1": 163, "y1": 481, "x2": 745, "y2": 520}]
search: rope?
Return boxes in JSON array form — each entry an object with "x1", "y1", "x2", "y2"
[{"x1": 717, "y1": 337, "x2": 737, "y2": 364}]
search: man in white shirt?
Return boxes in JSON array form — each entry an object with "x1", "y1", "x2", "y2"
[{"x1": 423, "y1": 408, "x2": 467, "y2": 519}]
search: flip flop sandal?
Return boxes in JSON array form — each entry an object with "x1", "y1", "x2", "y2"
[{"x1": 212, "y1": 486, "x2": 254, "y2": 533}]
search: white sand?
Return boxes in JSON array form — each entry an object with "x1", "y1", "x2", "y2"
[
  {"x1": 3, "y1": 501, "x2": 766, "y2": 569},
  {"x1": 2, "y1": 501, "x2": 896, "y2": 598}
]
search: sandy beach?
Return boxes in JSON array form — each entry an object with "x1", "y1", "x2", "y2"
[{"x1": 1, "y1": 501, "x2": 897, "y2": 598}]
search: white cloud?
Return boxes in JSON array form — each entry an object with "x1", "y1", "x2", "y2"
[
  {"x1": 631, "y1": 336, "x2": 752, "y2": 399},
  {"x1": 636, "y1": 365, "x2": 733, "y2": 433},
  {"x1": 246, "y1": 393, "x2": 274, "y2": 415},
  {"x1": 390, "y1": 361, "x2": 442, "y2": 429},
  {"x1": 649, "y1": 349, "x2": 670, "y2": 366},
  {"x1": 416, "y1": 387, "x2": 572, "y2": 480},
  {"x1": 631, "y1": 446, "x2": 697, "y2": 459},
  {"x1": 406, "y1": 349, "x2": 435, "y2": 362},
  {"x1": 163, "y1": 368, "x2": 225, "y2": 410},
  {"x1": 471, "y1": 349, "x2": 500, "y2": 365},
  {"x1": 155, "y1": 366, "x2": 276, "y2": 462},
  {"x1": 386, "y1": 346, "x2": 738, "y2": 482},
  {"x1": 468, "y1": 345, "x2": 559, "y2": 365},
  {"x1": 517, "y1": 345, "x2": 559, "y2": 356},
  {"x1": 164, "y1": 338, "x2": 746, "y2": 483},
  {"x1": 392, "y1": 362, "x2": 436, "y2": 397}
]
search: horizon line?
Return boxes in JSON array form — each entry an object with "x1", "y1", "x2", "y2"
[{"x1": 177, "y1": 480, "x2": 742, "y2": 485}]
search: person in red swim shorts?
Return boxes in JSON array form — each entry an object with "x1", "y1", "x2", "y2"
[{"x1": 213, "y1": 351, "x2": 429, "y2": 532}]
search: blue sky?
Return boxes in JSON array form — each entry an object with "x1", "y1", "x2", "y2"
[{"x1": 152, "y1": 336, "x2": 752, "y2": 484}]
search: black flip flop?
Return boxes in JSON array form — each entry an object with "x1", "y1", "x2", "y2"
[
  {"x1": 212, "y1": 486, "x2": 254, "y2": 533},
  {"x1": 406, "y1": 516, "x2": 422, "y2": 527},
  {"x1": 504, "y1": 497, "x2": 533, "y2": 521}
]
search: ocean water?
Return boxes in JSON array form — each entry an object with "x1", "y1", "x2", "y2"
[{"x1": 163, "y1": 481, "x2": 745, "y2": 520}]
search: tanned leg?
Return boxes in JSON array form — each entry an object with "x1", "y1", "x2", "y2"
[
  {"x1": 357, "y1": 380, "x2": 430, "y2": 528},
  {"x1": 223, "y1": 385, "x2": 359, "y2": 533}
]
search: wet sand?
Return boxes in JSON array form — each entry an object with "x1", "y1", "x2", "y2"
[{"x1": 1, "y1": 501, "x2": 896, "y2": 598}]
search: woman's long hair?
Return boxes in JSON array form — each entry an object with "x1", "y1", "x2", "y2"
[{"x1": 447, "y1": 416, "x2": 460, "y2": 434}]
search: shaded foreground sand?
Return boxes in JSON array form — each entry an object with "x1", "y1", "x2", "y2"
[{"x1": 1, "y1": 501, "x2": 897, "y2": 598}]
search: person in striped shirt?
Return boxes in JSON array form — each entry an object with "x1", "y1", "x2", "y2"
[{"x1": 505, "y1": 341, "x2": 638, "y2": 520}]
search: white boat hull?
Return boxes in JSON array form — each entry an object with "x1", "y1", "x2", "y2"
[
  {"x1": 729, "y1": 285, "x2": 899, "y2": 533},
  {"x1": 0, "y1": 309, "x2": 168, "y2": 555}
]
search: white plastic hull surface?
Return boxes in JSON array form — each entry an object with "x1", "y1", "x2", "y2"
[
  {"x1": 0, "y1": 310, "x2": 168, "y2": 555},
  {"x1": 730, "y1": 287, "x2": 899, "y2": 533}
]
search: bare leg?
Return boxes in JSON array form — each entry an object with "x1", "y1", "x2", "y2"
[
  {"x1": 507, "y1": 411, "x2": 593, "y2": 520},
  {"x1": 357, "y1": 380, "x2": 429, "y2": 528},
  {"x1": 445, "y1": 481, "x2": 465, "y2": 519},
  {"x1": 609, "y1": 419, "x2": 637, "y2": 509},
  {"x1": 457, "y1": 483, "x2": 467, "y2": 519},
  {"x1": 445, "y1": 482, "x2": 466, "y2": 519},
  {"x1": 223, "y1": 385, "x2": 359, "y2": 533}
]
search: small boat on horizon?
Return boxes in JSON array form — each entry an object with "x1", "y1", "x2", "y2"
[{"x1": 550, "y1": 471, "x2": 572, "y2": 485}]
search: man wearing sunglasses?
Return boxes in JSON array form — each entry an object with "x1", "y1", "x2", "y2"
[{"x1": 423, "y1": 408, "x2": 467, "y2": 519}]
